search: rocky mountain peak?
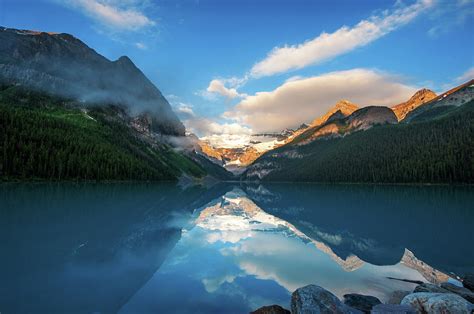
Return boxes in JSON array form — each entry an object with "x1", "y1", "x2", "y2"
[
  {"x1": 392, "y1": 88, "x2": 437, "y2": 121},
  {"x1": 334, "y1": 99, "x2": 358, "y2": 110},
  {"x1": 311, "y1": 99, "x2": 359, "y2": 127},
  {"x1": 115, "y1": 55, "x2": 135, "y2": 67},
  {"x1": 410, "y1": 88, "x2": 437, "y2": 101}
]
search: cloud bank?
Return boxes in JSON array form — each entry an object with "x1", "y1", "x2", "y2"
[
  {"x1": 185, "y1": 117, "x2": 253, "y2": 148},
  {"x1": 250, "y1": 0, "x2": 433, "y2": 77},
  {"x1": 224, "y1": 69, "x2": 418, "y2": 133}
]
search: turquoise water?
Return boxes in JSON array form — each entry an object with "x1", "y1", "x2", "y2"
[{"x1": 1, "y1": 183, "x2": 473, "y2": 313}]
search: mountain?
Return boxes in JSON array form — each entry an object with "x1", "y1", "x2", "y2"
[
  {"x1": 242, "y1": 82, "x2": 474, "y2": 183},
  {"x1": 392, "y1": 88, "x2": 437, "y2": 121},
  {"x1": 403, "y1": 79, "x2": 474, "y2": 123},
  {"x1": 287, "y1": 103, "x2": 397, "y2": 146},
  {"x1": 198, "y1": 123, "x2": 310, "y2": 173},
  {"x1": 0, "y1": 26, "x2": 184, "y2": 136},
  {"x1": 0, "y1": 27, "x2": 233, "y2": 181},
  {"x1": 310, "y1": 99, "x2": 359, "y2": 127}
]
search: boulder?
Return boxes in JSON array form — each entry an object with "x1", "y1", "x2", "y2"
[
  {"x1": 387, "y1": 290, "x2": 411, "y2": 304},
  {"x1": 463, "y1": 273, "x2": 474, "y2": 292},
  {"x1": 343, "y1": 294, "x2": 381, "y2": 313},
  {"x1": 401, "y1": 292, "x2": 474, "y2": 313},
  {"x1": 413, "y1": 283, "x2": 450, "y2": 293},
  {"x1": 370, "y1": 304, "x2": 416, "y2": 313},
  {"x1": 291, "y1": 285, "x2": 361, "y2": 313},
  {"x1": 440, "y1": 282, "x2": 474, "y2": 303},
  {"x1": 251, "y1": 304, "x2": 290, "y2": 314}
]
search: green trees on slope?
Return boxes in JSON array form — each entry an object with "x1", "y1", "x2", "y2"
[
  {"x1": 0, "y1": 85, "x2": 206, "y2": 181},
  {"x1": 250, "y1": 102, "x2": 474, "y2": 184}
]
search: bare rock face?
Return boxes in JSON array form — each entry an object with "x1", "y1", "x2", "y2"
[
  {"x1": 311, "y1": 100, "x2": 359, "y2": 127},
  {"x1": 401, "y1": 293, "x2": 474, "y2": 313},
  {"x1": 291, "y1": 285, "x2": 362, "y2": 314},
  {"x1": 392, "y1": 89, "x2": 437, "y2": 121},
  {"x1": 346, "y1": 106, "x2": 398, "y2": 131},
  {"x1": 251, "y1": 304, "x2": 290, "y2": 314},
  {"x1": 131, "y1": 115, "x2": 152, "y2": 136}
]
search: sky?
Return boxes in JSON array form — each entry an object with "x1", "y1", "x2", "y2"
[{"x1": 1, "y1": 0, "x2": 474, "y2": 147}]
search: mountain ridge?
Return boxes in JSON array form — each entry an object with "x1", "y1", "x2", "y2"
[
  {"x1": 241, "y1": 80, "x2": 474, "y2": 183},
  {"x1": 392, "y1": 88, "x2": 437, "y2": 121},
  {"x1": 0, "y1": 26, "x2": 185, "y2": 136}
]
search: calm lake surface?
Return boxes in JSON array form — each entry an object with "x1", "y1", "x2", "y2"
[{"x1": 1, "y1": 183, "x2": 473, "y2": 313}]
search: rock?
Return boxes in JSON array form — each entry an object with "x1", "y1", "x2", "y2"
[
  {"x1": 291, "y1": 284, "x2": 361, "y2": 313},
  {"x1": 413, "y1": 283, "x2": 450, "y2": 293},
  {"x1": 401, "y1": 292, "x2": 474, "y2": 313},
  {"x1": 343, "y1": 294, "x2": 381, "y2": 313},
  {"x1": 387, "y1": 290, "x2": 411, "y2": 304},
  {"x1": 441, "y1": 282, "x2": 474, "y2": 303},
  {"x1": 370, "y1": 304, "x2": 416, "y2": 313},
  {"x1": 251, "y1": 304, "x2": 290, "y2": 314},
  {"x1": 463, "y1": 273, "x2": 474, "y2": 292}
]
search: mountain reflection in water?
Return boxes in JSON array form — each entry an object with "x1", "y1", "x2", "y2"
[{"x1": 1, "y1": 183, "x2": 472, "y2": 313}]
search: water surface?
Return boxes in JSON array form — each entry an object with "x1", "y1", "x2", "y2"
[{"x1": 1, "y1": 183, "x2": 472, "y2": 313}]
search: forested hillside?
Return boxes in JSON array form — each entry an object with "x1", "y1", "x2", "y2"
[
  {"x1": 0, "y1": 85, "x2": 208, "y2": 181},
  {"x1": 242, "y1": 101, "x2": 474, "y2": 184}
]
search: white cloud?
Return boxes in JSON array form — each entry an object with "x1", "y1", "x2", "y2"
[
  {"x1": 184, "y1": 117, "x2": 253, "y2": 148},
  {"x1": 223, "y1": 69, "x2": 418, "y2": 133},
  {"x1": 207, "y1": 79, "x2": 241, "y2": 99},
  {"x1": 203, "y1": 78, "x2": 248, "y2": 100},
  {"x1": 250, "y1": 0, "x2": 433, "y2": 77},
  {"x1": 61, "y1": 0, "x2": 155, "y2": 31},
  {"x1": 174, "y1": 103, "x2": 196, "y2": 120}
]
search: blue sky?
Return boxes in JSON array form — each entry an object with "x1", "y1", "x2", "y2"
[{"x1": 1, "y1": 0, "x2": 473, "y2": 146}]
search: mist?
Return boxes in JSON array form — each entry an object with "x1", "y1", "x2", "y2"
[{"x1": 0, "y1": 29, "x2": 185, "y2": 136}]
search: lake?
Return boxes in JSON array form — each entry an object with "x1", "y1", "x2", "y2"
[{"x1": 1, "y1": 182, "x2": 473, "y2": 313}]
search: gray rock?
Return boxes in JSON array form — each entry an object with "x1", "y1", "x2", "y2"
[
  {"x1": 343, "y1": 294, "x2": 381, "y2": 313},
  {"x1": 370, "y1": 304, "x2": 416, "y2": 313},
  {"x1": 251, "y1": 304, "x2": 290, "y2": 314},
  {"x1": 401, "y1": 292, "x2": 474, "y2": 313},
  {"x1": 463, "y1": 273, "x2": 474, "y2": 292},
  {"x1": 413, "y1": 283, "x2": 450, "y2": 293},
  {"x1": 291, "y1": 285, "x2": 361, "y2": 313},
  {"x1": 441, "y1": 282, "x2": 474, "y2": 303},
  {"x1": 387, "y1": 290, "x2": 411, "y2": 304}
]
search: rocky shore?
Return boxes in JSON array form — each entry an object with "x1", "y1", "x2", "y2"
[{"x1": 251, "y1": 274, "x2": 474, "y2": 314}]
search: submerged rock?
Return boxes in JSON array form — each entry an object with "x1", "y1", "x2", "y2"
[
  {"x1": 401, "y1": 292, "x2": 474, "y2": 313},
  {"x1": 343, "y1": 294, "x2": 381, "y2": 313},
  {"x1": 251, "y1": 305, "x2": 290, "y2": 314},
  {"x1": 440, "y1": 282, "x2": 474, "y2": 303},
  {"x1": 387, "y1": 290, "x2": 411, "y2": 304},
  {"x1": 291, "y1": 285, "x2": 361, "y2": 313},
  {"x1": 463, "y1": 273, "x2": 474, "y2": 292},
  {"x1": 413, "y1": 283, "x2": 450, "y2": 293},
  {"x1": 370, "y1": 304, "x2": 416, "y2": 313}
]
